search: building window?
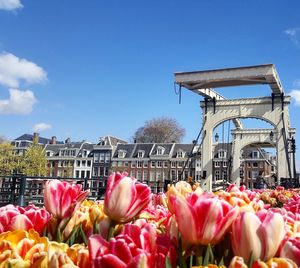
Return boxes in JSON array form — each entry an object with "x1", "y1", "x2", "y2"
[
  {"x1": 137, "y1": 150, "x2": 144, "y2": 158},
  {"x1": 131, "y1": 161, "x2": 136, "y2": 168},
  {"x1": 247, "y1": 162, "x2": 251, "y2": 168},
  {"x1": 136, "y1": 171, "x2": 142, "y2": 181},
  {"x1": 171, "y1": 162, "x2": 176, "y2": 168},
  {"x1": 253, "y1": 162, "x2": 258, "y2": 168},
  {"x1": 117, "y1": 161, "x2": 122, "y2": 167},
  {"x1": 149, "y1": 171, "x2": 155, "y2": 182},
  {"x1": 75, "y1": 170, "x2": 79, "y2": 178},
  {"x1": 177, "y1": 161, "x2": 183, "y2": 168},
  {"x1": 163, "y1": 161, "x2": 168, "y2": 168},
  {"x1": 58, "y1": 161, "x2": 62, "y2": 167},
  {"x1": 94, "y1": 153, "x2": 99, "y2": 163},
  {"x1": 105, "y1": 153, "x2": 110, "y2": 163},
  {"x1": 93, "y1": 167, "x2": 98, "y2": 176},
  {"x1": 171, "y1": 170, "x2": 176, "y2": 180},
  {"x1": 151, "y1": 161, "x2": 155, "y2": 168},
  {"x1": 137, "y1": 161, "x2": 143, "y2": 168},
  {"x1": 223, "y1": 161, "x2": 227, "y2": 167},
  {"x1": 82, "y1": 160, "x2": 86, "y2": 167},
  {"x1": 112, "y1": 161, "x2": 117, "y2": 167},
  {"x1": 99, "y1": 153, "x2": 105, "y2": 163},
  {"x1": 87, "y1": 160, "x2": 91, "y2": 167},
  {"x1": 156, "y1": 171, "x2": 162, "y2": 182},
  {"x1": 118, "y1": 150, "x2": 126, "y2": 158},
  {"x1": 157, "y1": 161, "x2": 162, "y2": 168},
  {"x1": 218, "y1": 150, "x2": 227, "y2": 159},
  {"x1": 124, "y1": 162, "x2": 128, "y2": 167},
  {"x1": 215, "y1": 170, "x2": 220, "y2": 180},
  {"x1": 130, "y1": 171, "x2": 136, "y2": 178},
  {"x1": 177, "y1": 151, "x2": 184, "y2": 158},
  {"x1": 252, "y1": 151, "x2": 259, "y2": 158},
  {"x1": 143, "y1": 161, "x2": 148, "y2": 168},
  {"x1": 215, "y1": 161, "x2": 220, "y2": 167},
  {"x1": 99, "y1": 167, "x2": 104, "y2": 176},
  {"x1": 104, "y1": 167, "x2": 109, "y2": 176},
  {"x1": 143, "y1": 170, "x2": 148, "y2": 181},
  {"x1": 157, "y1": 146, "x2": 165, "y2": 155}
]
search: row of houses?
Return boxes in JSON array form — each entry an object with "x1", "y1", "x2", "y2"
[{"x1": 11, "y1": 133, "x2": 276, "y2": 191}]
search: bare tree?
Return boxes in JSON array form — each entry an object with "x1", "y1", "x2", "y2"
[
  {"x1": 132, "y1": 117, "x2": 185, "y2": 143},
  {"x1": 0, "y1": 135, "x2": 9, "y2": 144}
]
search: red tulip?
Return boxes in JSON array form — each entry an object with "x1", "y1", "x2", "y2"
[
  {"x1": 104, "y1": 172, "x2": 151, "y2": 223},
  {"x1": 171, "y1": 192, "x2": 239, "y2": 245},
  {"x1": 0, "y1": 204, "x2": 51, "y2": 234},
  {"x1": 280, "y1": 237, "x2": 300, "y2": 266},
  {"x1": 44, "y1": 179, "x2": 89, "y2": 219},
  {"x1": 231, "y1": 210, "x2": 285, "y2": 262}
]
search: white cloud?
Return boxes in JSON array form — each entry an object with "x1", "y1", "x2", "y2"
[
  {"x1": 0, "y1": 0, "x2": 22, "y2": 11},
  {"x1": 33, "y1": 123, "x2": 52, "y2": 132},
  {"x1": 293, "y1": 79, "x2": 300, "y2": 87},
  {"x1": 285, "y1": 28, "x2": 300, "y2": 46},
  {"x1": 0, "y1": 88, "x2": 37, "y2": 114},
  {"x1": 289, "y1": 90, "x2": 300, "y2": 106},
  {"x1": 0, "y1": 52, "x2": 47, "y2": 88}
]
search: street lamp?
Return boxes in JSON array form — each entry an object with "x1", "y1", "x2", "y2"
[
  {"x1": 215, "y1": 133, "x2": 219, "y2": 142},
  {"x1": 270, "y1": 131, "x2": 274, "y2": 141}
]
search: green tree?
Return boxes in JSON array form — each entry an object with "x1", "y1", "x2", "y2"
[
  {"x1": 20, "y1": 144, "x2": 48, "y2": 176},
  {"x1": 0, "y1": 143, "x2": 19, "y2": 174}
]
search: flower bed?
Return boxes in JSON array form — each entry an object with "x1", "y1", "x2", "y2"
[{"x1": 0, "y1": 173, "x2": 300, "y2": 267}]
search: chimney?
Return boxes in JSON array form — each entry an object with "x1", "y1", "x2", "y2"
[
  {"x1": 51, "y1": 136, "x2": 57, "y2": 145},
  {"x1": 33, "y1": 132, "x2": 39, "y2": 144},
  {"x1": 65, "y1": 137, "x2": 71, "y2": 144}
]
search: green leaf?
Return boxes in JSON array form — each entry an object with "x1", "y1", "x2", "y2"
[
  {"x1": 247, "y1": 251, "x2": 254, "y2": 268},
  {"x1": 165, "y1": 255, "x2": 172, "y2": 268},
  {"x1": 189, "y1": 255, "x2": 193, "y2": 268},
  {"x1": 80, "y1": 223, "x2": 88, "y2": 245}
]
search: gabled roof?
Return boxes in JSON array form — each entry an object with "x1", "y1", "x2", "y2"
[
  {"x1": 132, "y1": 143, "x2": 154, "y2": 158},
  {"x1": 150, "y1": 143, "x2": 174, "y2": 156},
  {"x1": 213, "y1": 143, "x2": 232, "y2": 158},
  {"x1": 171, "y1": 144, "x2": 194, "y2": 158},
  {"x1": 112, "y1": 144, "x2": 136, "y2": 158},
  {"x1": 14, "y1": 134, "x2": 51, "y2": 145},
  {"x1": 98, "y1": 135, "x2": 127, "y2": 146}
]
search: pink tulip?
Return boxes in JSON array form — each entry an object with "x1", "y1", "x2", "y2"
[
  {"x1": 280, "y1": 237, "x2": 300, "y2": 266},
  {"x1": 88, "y1": 234, "x2": 151, "y2": 268},
  {"x1": 171, "y1": 192, "x2": 239, "y2": 245},
  {"x1": 0, "y1": 204, "x2": 51, "y2": 234},
  {"x1": 231, "y1": 210, "x2": 285, "y2": 262},
  {"x1": 104, "y1": 172, "x2": 151, "y2": 223},
  {"x1": 44, "y1": 179, "x2": 89, "y2": 219}
]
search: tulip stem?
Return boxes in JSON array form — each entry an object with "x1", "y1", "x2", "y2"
[{"x1": 107, "y1": 219, "x2": 116, "y2": 240}]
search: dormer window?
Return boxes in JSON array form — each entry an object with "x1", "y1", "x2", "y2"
[
  {"x1": 218, "y1": 150, "x2": 227, "y2": 159},
  {"x1": 118, "y1": 150, "x2": 126, "y2": 158},
  {"x1": 137, "y1": 150, "x2": 145, "y2": 158},
  {"x1": 157, "y1": 146, "x2": 165, "y2": 155},
  {"x1": 177, "y1": 150, "x2": 184, "y2": 158}
]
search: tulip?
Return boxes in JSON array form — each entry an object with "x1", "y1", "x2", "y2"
[
  {"x1": 104, "y1": 172, "x2": 151, "y2": 223},
  {"x1": 44, "y1": 179, "x2": 89, "y2": 219},
  {"x1": 280, "y1": 237, "x2": 300, "y2": 266},
  {"x1": 89, "y1": 234, "x2": 151, "y2": 268},
  {"x1": 228, "y1": 256, "x2": 247, "y2": 268},
  {"x1": 231, "y1": 210, "x2": 285, "y2": 262},
  {"x1": 0, "y1": 204, "x2": 51, "y2": 235},
  {"x1": 171, "y1": 192, "x2": 239, "y2": 245}
]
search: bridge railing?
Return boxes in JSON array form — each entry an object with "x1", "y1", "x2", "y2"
[{"x1": 0, "y1": 175, "x2": 108, "y2": 207}]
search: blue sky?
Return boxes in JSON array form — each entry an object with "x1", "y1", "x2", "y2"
[{"x1": 0, "y1": 0, "x2": 300, "y2": 167}]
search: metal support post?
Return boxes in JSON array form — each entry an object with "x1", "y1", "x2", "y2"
[{"x1": 17, "y1": 176, "x2": 26, "y2": 207}]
